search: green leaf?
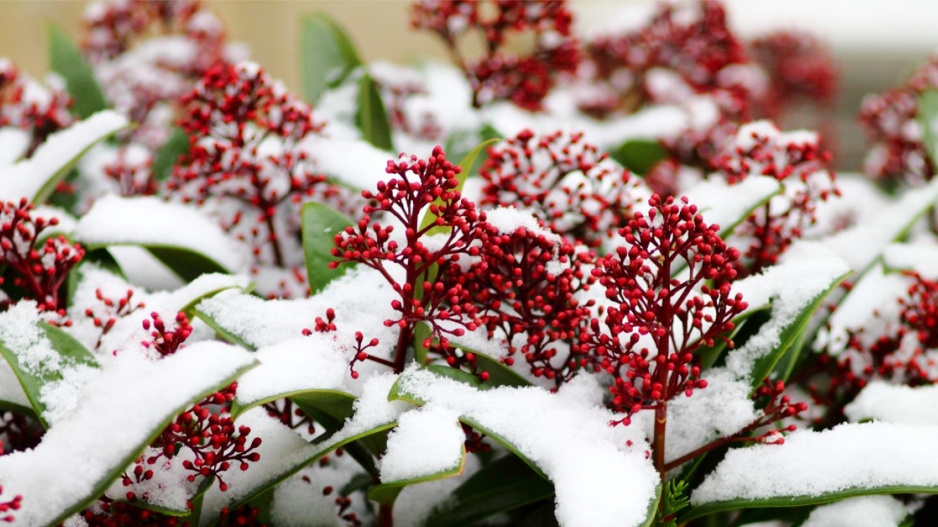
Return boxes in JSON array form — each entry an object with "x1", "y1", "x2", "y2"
[
  {"x1": 424, "y1": 454, "x2": 554, "y2": 527},
  {"x1": 610, "y1": 139, "x2": 667, "y2": 176},
  {"x1": 356, "y1": 73, "x2": 394, "y2": 151},
  {"x1": 918, "y1": 89, "x2": 938, "y2": 165},
  {"x1": 299, "y1": 12, "x2": 363, "y2": 104},
  {"x1": 656, "y1": 479, "x2": 690, "y2": 527},
  {"x1": 302, "y1": 202, "x2": 355, "y2": 294},
  {"x1": 747, "y1": 269, "x2": 848, "y2": 391},
  {"x1": 151, "y1": 127, "x2": 189, "y2": 182},
  {"x1": 48, "y1": 24, "x2": 108, "y2": 118},
  {"x1": 684, "y1": 485, "x2": 938, "y2": 522},
  {"x1": 190, "y1": 305, "x2": 256, "y2": 351},
  {"x1": 0, "y1": 321, "x2": 99, "y2": 428},
  {"x1": 144, "y1": 245, "x2": 231, "y2": 283},
  {"x1": 369, "y1": 445, "x2": 467, "y2": 504}
]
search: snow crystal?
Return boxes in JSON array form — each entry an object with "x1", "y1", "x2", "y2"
[
  {"x1": 73, "y1": 194, "x2": 251, "y2": 274},
  {"x1": 0, "y1": 110, "x2": 128, "y2": 202},
  {"x1": 845, "y1": 382, "x2": 938, "y2": 425},
  {"x1": 235, "y1": 335, "x2": 352, "y2": 407},
  {"x1": 396, "y1": 366, "x2": 657, "y2": 527},
  {"x1": 691, "y1": 421, "x2": 938, "y2": 505},
  {"x1": 199, "y1": 408, "x2": 318, "y2": 526},
  {"x1": 725, "y1": 242, "x2": 850, "y2": 380},
  {"x1": 0, "y1": 341, "x2": 255, "y2": 527},
  {"x1": 801, "y1": 495, "x2": 911, "y2": 527},
  {"x1": 380, "y1": 405, "x2": 464, "y2": 482}
]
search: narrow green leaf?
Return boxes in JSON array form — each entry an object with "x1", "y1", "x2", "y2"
[
  {"x1": 918, "y1": 89, "x2": 938, "y2": 164},
  {"x1": 301, "y1": 202, "x2": 354, "y2": 294},
  {"x1": 356, "y1": 73, "x2": 394, "y2": 151},
  {"x1": 424, "y1": 454, "x2": 553, "y2": 527},
  {"x1": 369, "y1": 445, "x2": 467, "y2": 504},
  {"x1": 152, "y1": 127, "x2": 189, "y2": 182},
  {"x1": 610, "y1": 139, "x2": 667, "y2": 176},
  {"x1": 299, "y1": 12, "x2": 363, "y2": 104},
  {"x1": 0, "y1": 321, "x2": 99, "y2": 428},
  {"x1": 48, "y1": 24, "x2": 108, "y2": 118},
  {"x1": 747, "y1": 270, "x2": 848, "y2": 391},
  {"x1": 144, "y1": 245, "x2": 230, "y2": 283},
  {"x1": 191, "y1": 306, "x2": 256, "y2": 351}
]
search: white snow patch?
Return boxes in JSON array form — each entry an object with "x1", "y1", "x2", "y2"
[
  {"x1": 846, "y1": 382, "x2": 938, "y2": 426},
  {"x1": 800, "y1": 495, "x2": 911, "y2": 527},
  {"x1": 380, "y1": 405, "x2": 464, "y2": 482},
  {"x1": 682, "y1": 175, "x2": 780, "y2": 235}
]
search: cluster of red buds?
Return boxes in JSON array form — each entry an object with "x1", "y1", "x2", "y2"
[
  {"x1": 0, "y1": 485, "x2": 21, "y2": 523},
  {"x1": 0, "y1": 59, "x2": 74, "y2": 158},
  {"x1": 860, "y1": 55, "x2": 938, "y2": 185},
  {"x1": 479, "y1": 129, "x2": 643, "y2": 247},
  {"x1": 461, "y1": 224, "x2": 596, "y2": 386},
  {"x1": 218, "y1": 504, "x2": 265, "y2": 527},
  {"x1": 81, "y1": 497, "x2": 189, "y2": 527},
  {"x1": 713, "y1": 121, "x2": 839, "y2": 275},
  {"x1": 750, "y1": 30, "x2": 838, "y2": 121},
  {"x1": 141, "y1": 311, "x2": 193, "y2": 358},
  {"x1": 411, "y1": 0, "x2": 579, "y2": 110},
  {"x1": 172, "y1": 61, "x2": 338, "y2": 285},
  {"x1": 580, "y1": 194, "x2": 747, "y2": 423},
  {"x1": 126, "y1": 384, "x2": 261, "y2": 495},
  {"x1": 84, "y1": 288, "x2": 144, "y2": 350},
  {"x1": 580, "y1": 0, "x2": 750, "y2": 117},
  {"x1": 332, "y1": 146, "x2": 491, "y2": 373},
  {"x1": 0, "y1": 199, "x2": 84, "y2": 314}
]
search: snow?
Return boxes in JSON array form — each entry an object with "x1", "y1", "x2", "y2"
[
  {"x1": 199, "y1": 408, "x2": 318, "y2": 527},
  {"x1": 73, "y1": 194, "x2": 251, "y2": 274},
  {"x1": 379, "y1": 405, "x2": 464, "y2": 482},
  {"x1": 883, "y1": 241, "x2": 938, "y2": 279},
  {"x1": 270, "y1": 452, "x2": 372, "y2": 527},
  {"x1": 0, "y1": 360, "x2": 29, "y2": 409},
  {"x1": 0, "y1": 128, "x2": 29, "y2": 166},
  {"x1": 801, "y1": 496, "x2": 912, "y2": 527},
  {"x1": 315, "y1": 373, "x2": 413, "y2": 451},
  {"x1": 234, "y1": 335, "x2": 352, "y2": 407},
  {"x1": 105, "y1": 445, "x2": 200, "y2": 512},
  {"x1": 396, "y1": 366, "x2": 657, "y2": 527},
  {"x1": 393, "y1": 454, "x2": 482, "y2": 527},
  {"x1": 682, "y1": 175, "x2": 780, "y2": 236},
  {"x1": 0, "y1": 341, "x2": 255, "y2": 527},
  {"x1": 302, "y1": 135, "x2": 393, "y2": 191},
  {"x1": 0, "y1": 111, "x2": 128, "y2": 202},
  {"x1": 106, "y1": 244, "x2": 186, "y2": 291},
  {"x1": 845, "y1": 382, "x2": 938, "y2": 425},
  {"x1": 483, "y1": 206, "x2": 561, "y2": 241},
  {"x1": 691, "y1": 421, "x2": 938, "y2": 505},
  {"x1": 724, "y1": 242, "x2": 850, "y2": 380}
]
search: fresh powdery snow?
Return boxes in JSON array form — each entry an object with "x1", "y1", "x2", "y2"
[
  {"x1": 379, "y1": 405, "x2": 465, "y2": 482},
  {"x1": 845, "y1": 382, "x2": 938, "y2": 425},
  {"x1": 235, "y1": 335, "x2": 353, "y2": 407},
  {"x1": 198, "y1": 408, "x2": 318, "y2": 526},
  {"x1": 0, "y1": 127, "x2": 29, "y2": 167},
  {"x1": 882, "y1": 241, "x2": 938, "y2": 278},
  {"x1": 724, "y1": 241, "x2": 850, "y2": 380},
  {"x1": 691, "y1": 421, "x2": 938, "y2": 505},
  {"x1": 0, "y1": 359, "x2": 29, "y2": 409},
  {"x1": 270, "y1": 452, "x2": 373, "y2": 527},
  {"x1": 800, "y1": 495, "x2": 912, "y2": 527},
  {"x1": 393, "y1": 454, "x2": 482, "y2": 527},
  {"x1": 396, "y1": 366, "x2": 657, "y2": 527},
  {"x1": 73, "y1": 194, "x2": 251, "y2": 274},
  {"x1": 314, "y1": 373, "x2": 414, "y2": 453},
  {"x1": 0, "y1": 110, "x2": 128, "y2": 202},
  {"x1": 0, "y1": 341, "x2": 255, "y2": 526},
  {"x1": 106, "y1": 245, "x2": 186, "y2": 290},
  {"x1": 303, "y1": 135, "x2": 396, "y2": 191},
  {"x1": 682, "y1": 175, "x2": 780, "y2": 236}
]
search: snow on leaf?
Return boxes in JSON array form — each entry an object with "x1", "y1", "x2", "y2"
[
  {"x1": 682, "y1": 175, "x2": 780, "y2": 239},
  {"x1": 800, "y1": 495, "x2": 913, "y2": 527},
  {"x1": 73, "y1": 195, "x2": 251, "y2": 278},
  {"x1": 0, "y1": 341, "x2": 256, "y2": 527},
  {"x1": 845, "y1": 381, "x2": 938, "y2": 425},
  {"x1": 689, "y1": 422, "x2": 938, "y2": 516},
  {"x1": 394, "y1": 366, "x2": 657, "y2": 527},
  {"x1": 0, "y1": 110, "x2": 128, "y2": 203}
]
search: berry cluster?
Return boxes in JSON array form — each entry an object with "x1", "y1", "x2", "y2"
[
  {"x1": 172, "y1": 62, "x2": 334, "y2": 285},
  {"x1": 0, "y1": 59, "x2": 74, "y2": 158},
  {"x1": 141, "y1": 311, "x2": 194, "y2": 358},
  {"x1": 480, "y1": 129, "x2": 643, "y2": 247},
  {"x1": 0, "y1": 486, "x2": 21, "y2": 523},
  {"x1": 750, "y1": 30, "x2": 838, "y2": 120},
  {"x1": 83, "y1": 288, "x2": 144, "y2": 351},
  {"x1": 0, "y1": 199, "x2": 84, "y2": 314},
  {"x1": 713, "y1": 121, "x2": 839, "y2": 275},
  {"x1": 412, "y1": 0, "x2": 579, "y2": 110}
]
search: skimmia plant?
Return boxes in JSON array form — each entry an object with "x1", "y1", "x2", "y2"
[{"x1": 3, "y1": 0, "x2": 938, "y2": 526}]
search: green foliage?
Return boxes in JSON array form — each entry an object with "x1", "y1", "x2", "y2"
[
  {"x1": 917, "y1": 89, "x2": 938, "y2": 164},
  {"x1": 151, "y1": 127, "x2": 189, "y2": 182},
  {"x1": 655, "y1": 479, "x2": 689, "y2": 527},
  {"x1": 299, "y1": 12, "x2": 363, "y2": 104},
  {"x1": 610, "y1": 138, "x2": 668, "y2": 176},
  {"x1": 48, "y1": 24, "x2": 108, "y2": 119},
  {"x1": 301, "y1": 201, "x2": 355, "y2": 294},
  {"x1": 356, "y1": 73, "x2": 395, "y2": 151}
]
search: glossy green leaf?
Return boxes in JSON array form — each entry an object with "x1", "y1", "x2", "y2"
[
  {"x1": 684, "y1": 485, "x2": 938, "y2": 522},
  {"x1": 611, "y1": 139, "x2": 668, "y2": 176},
  {"x1": 302, "y1": 201, "x2": 355, "y2": 294},
  {"x1": 144, "y1": 245, "x2": 231, "y2": 283},
  {"x1": 299, "y1": 12, "x2": 363, "y2": 103},
  {"x1": 231, "y1": 388, "x2": 355, "y2": 422},
  {"x1": 0, "y1": 321, "x2": 99, "y2": 428},
  {"x1": 424, "y1": 454, "x2": 553, "y2": 527},
  {"x1": 747, "y1": 270, "x2": 848, "y2": 391},
  {"x1": 356, "y1": 73, "x2": 394, "y2": 151},
  {"x1": 48, "y1": 24, "x2": 108, "y2": 118},
  {"x1": 152, "y1": 127, "x2": 189, "y2": 182},
  {"x1": 918, "y1": 89, "x2": 938, "y2": 165}
]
